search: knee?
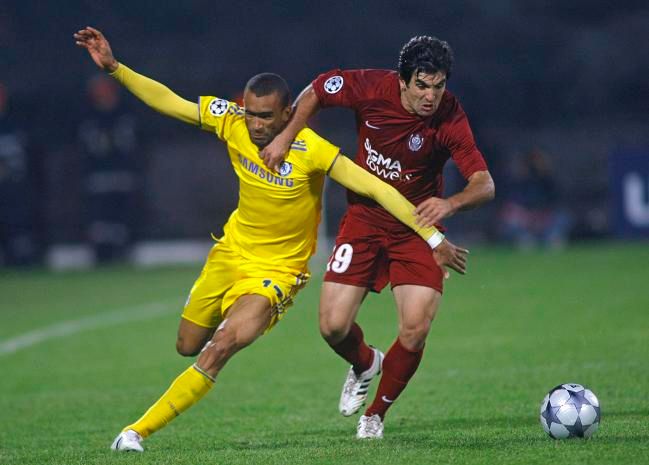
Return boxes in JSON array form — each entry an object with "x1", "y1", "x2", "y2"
[
  {"x1": 319, "y1": 317, "x2": 350, "y2": 345},
  {"x1": 176, "y1": 338, "x2": 202, "y2": 357},
  {"x1": 399, "y1": 322, "x2": 431, "y2": 351},
  {"x1": 196, "y1": 333, "x2": 239, "y2": 372}
]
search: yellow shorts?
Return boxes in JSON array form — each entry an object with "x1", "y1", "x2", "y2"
[{"x1": 181, "y1": 241, "x2": 310, "y2": 332}]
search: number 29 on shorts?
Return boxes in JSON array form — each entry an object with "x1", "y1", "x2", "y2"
[{"x1": 326, "y1": 243, "x2": 353, "y2": 273}]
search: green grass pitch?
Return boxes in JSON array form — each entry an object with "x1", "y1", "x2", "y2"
[{"x1": 1, "y1": 243, "x2": 648, "y2": 464}]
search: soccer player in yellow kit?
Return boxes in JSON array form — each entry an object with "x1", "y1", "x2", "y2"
[{"x1": 75, "y1": 27, "x2": 468, "y2": 452}]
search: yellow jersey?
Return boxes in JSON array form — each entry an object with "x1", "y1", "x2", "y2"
[{"x1": 198, "y1": 96, "x2": 339, "y2": 272}]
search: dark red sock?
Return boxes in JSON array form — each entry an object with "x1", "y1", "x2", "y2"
[
  {"x1": 329, "y1": 322, "x2": 374, "y2": 374},
  {"x1": 365, "y1": 338, "x2": 423, "y2": 420}
]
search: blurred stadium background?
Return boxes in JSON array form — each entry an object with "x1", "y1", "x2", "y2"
[
  {"x1": 2, "y1": 3, "x2": 649, "y2": 464},
  {"x1": 1, "y1": 0, "x2": 648, "y2": 269}
]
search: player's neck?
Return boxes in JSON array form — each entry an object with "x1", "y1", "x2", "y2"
[{"x1": 399, "y1": 92, "x2": 416, "y2": 115}]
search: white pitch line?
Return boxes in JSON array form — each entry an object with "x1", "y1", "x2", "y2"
[{"x1": 0, "y1": 300, "x2": 178, "y2": 356}]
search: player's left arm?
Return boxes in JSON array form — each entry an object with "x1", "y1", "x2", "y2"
[
  {"x1": 415, "y1": 170, "x2": 495, "y2": 227},
  {"x1": 415, "y1": 102, "x2": 495, "y2": 227}
]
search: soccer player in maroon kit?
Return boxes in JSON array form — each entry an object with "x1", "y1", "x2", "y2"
[{"x1": 261, "y1": 36, "x2": 495, "y2": 438}]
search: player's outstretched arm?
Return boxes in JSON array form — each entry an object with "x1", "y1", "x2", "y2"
[
  {"x1": 109, "y1": 64, "x2": 199, "y2": 125},
  {"x1": 328, "y1": 155, "x2": 468, "y2": 275},
  {"x1": 74, "y1": 26, "x2": 198, "y2": 125},
  {"x1": 260, "y1": 84, "x2": 320, "y2": 172}
]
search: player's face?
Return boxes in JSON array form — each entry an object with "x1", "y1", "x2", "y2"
[
  {"x1": 399, "y1": 70, "x2": 447, "y2": 117},
  {"x1": 243, "y1": 91, "x2": 291, "y2": 148}
]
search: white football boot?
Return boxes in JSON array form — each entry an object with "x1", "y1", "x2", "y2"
[
  {"x1": 357, "y1": 414, "x2": 384, "y2": 439},
  {"x1": 110, "y1": 429, "x2": 144, "y2": 452},
  {"x1": 339, "y1": 347, "x2": 384, "y2": 416}
]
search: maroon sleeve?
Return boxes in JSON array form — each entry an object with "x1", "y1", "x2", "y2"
[
  {"x1": 312, "y1": 69, "x2": 370, "y2": 110},
  {"x1": 440, "y1": 102, "x2": 488, "y2": 180}
]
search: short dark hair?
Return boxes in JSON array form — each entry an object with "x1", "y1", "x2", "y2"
[
  {"x1": 244, "y1": 73, "x2": 291, "y2": 108},
  {"x1": 398, "y1": 36, "x2": 454, "y2": 84}
]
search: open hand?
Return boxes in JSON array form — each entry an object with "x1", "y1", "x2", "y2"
[
  {"x1": 433, "y1": 238, "x2": 469, "y2": 278},
  {"x1": 74, "y1": 26, "x2": 119, "y2": 73}
]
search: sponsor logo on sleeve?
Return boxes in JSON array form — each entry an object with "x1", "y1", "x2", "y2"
[
  {"x1": 208, "y1": 98, "x2": 229, "y2": 117},
  {"x1": 323, "y1": 75, "x2": 344, "y2": 94}
]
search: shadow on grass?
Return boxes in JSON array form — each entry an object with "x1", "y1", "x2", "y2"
[
  {"x1": 403, "y1": 414, "x2": 533, "y2": 431},
  {"x1": 199, "y1": 416, "x2": 538, "y2": 452},
  {"x1": 601, "y1": 408, "x2": 648, "y2": 419},
  {"x1": 200, "y1": 412, "x2": 649, "y2": 453}
]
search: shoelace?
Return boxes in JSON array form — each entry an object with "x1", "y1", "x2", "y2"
[
  {"x1": 361, "y1": 416, "x2": 381, "y2": 434},
  {"x1": 343, "y1": 371, "x2": 359, "y2": 395}
]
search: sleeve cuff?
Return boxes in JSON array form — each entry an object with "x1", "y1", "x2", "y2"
[{"x1": 108, "y1": 62, "x2": 121, "y2": 76}]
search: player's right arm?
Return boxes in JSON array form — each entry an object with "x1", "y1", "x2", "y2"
[
  {"x1": 260, "y1": 84, "x2": 320, "y2": 172},
  {"x1": 261, "y1": 68, "x2": 366, "y2": 171},
  {"x1": 74, "y1": 27, "x2": 198, "y2": 125}
]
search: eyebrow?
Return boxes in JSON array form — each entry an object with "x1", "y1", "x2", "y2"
[
  {"x1": 415, "y1": 78, "x2": 446, "y2": 88},
  {"x1": 245, "y1": 109, "x2": 274, "y2": 118}
]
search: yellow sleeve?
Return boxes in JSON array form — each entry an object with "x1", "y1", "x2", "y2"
[
  {"x1": 197, "y1": 97, "x2": 244, "y2": 141},
  {"x1": 110, "y1": 63, "x2": 199, "y2": 125},
  {"x1": 328, "y1": 156, "x2": 444, "y2": 247},
  {"x1": 309, "y1": 137, "x2": 340, "y2": 172}
]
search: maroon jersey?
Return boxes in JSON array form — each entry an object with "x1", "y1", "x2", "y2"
[{"x1": 312, "y1": 69, "x2": 488, "y2": 232}]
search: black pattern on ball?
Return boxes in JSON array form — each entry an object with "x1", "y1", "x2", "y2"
[{"x1": 539, "y1": 383, "x2": 600, "y2": 439}]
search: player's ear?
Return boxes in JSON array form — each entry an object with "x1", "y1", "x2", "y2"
[
  {"x1": 281, "y1": 105, "x2": 291, "y2": 122},
  {"x1": 398, "y1": 78, "x2": 407, "y2": 93}
]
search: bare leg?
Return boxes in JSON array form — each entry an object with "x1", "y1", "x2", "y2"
[
  {"x1": 196, "y1": 294, "x2": 272, "y2": 378},
  {"x1": 322, "y1": 281, "x2": 385, "y2": 417},
  {"x1": 319, "y1": 281, "x2": 377, "y2": 373},
  {"x1": 393, "y1": 284, "x2": 441, "y2": 351},
  {"x1": 319, "y1": 281, "x2": 367, "y2": 345},
  {"x1": 120, "y1": 294, "x2": 272, "y2": 443},
  {"x1": 176, "y1": 318, "x2": 215, "y2": 357}
]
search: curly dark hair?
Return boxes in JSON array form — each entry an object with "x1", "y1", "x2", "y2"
[{"x1": 398, "y1": 36, "x2": 454, "y2": 84}]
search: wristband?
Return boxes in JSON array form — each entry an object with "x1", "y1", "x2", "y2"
[{"x1": 426, "y1": 231, "x2": 445, "y2": 249}]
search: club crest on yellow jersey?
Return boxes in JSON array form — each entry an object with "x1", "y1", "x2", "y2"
[{"x1": 279, "y1": 161, "x2": 293, "y2": 177}]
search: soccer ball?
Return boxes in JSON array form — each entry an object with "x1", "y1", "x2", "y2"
[{"x1": 539, "y1": 383, "x2": 601, "y2": 439}]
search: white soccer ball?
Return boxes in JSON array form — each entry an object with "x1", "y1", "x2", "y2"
[{"x1": 539, "y1": 383, "x2": 601, "y2": 439}]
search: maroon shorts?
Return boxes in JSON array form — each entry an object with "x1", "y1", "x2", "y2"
[{"x1": 324, "y1": 212, "x2": 444, "y2": 293}]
